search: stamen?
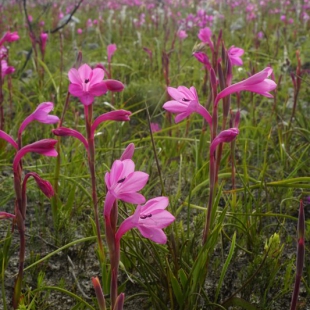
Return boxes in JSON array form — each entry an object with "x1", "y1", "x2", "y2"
[
  {"x1": 85, "y1": 79, "x2": 90, "y2": 83},
  {"x1": 117, "y1": 177, "x2": 126, "y2": 183},
  {"x1": 140, "y1": 214, "x2": 152, "y2": 219},
  {"x1": 182, "y1": 98, "x2": 190, "y2": 102}
]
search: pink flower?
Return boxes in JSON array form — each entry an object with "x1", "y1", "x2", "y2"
[
  {"x1": 198, "y1": 27, "x2": 213, "y2": 51},
  {"x1": 210, "y1": 128, "x2": 239, "y2": 155},
  {"x1": 0, "y1": 212, "x2": 15, "y2": 220},
  {"x1": 120, "y1": 143, "x2": 135, "y2": 161},
  {"x1": 215, "y1": 67, "x2": 277, "y2": 106},
  {"x1": 91, "y1": 277, "x2": 106, "y2": 310},
  {"x1": 257, "y1": 31, "x2": 264, "y2": 39},
  {"x1": 228, "y1": 46, "x2": 244, "y2": 66},
  {"x1": 87, "y1": 18, "x2": 93, "y2": 28},
  {"x1": 18, "y1": 102, "x2": 59, "y2": 136},
  {"x1": 28, "y1": 15, "x2": 33, "y2": 23},
  {"x1": 0, "y1": 46, "x2": 7, "y2": 58},
  {"x1": 177, "y1": 30, "x2": 188, "y2": 40},
  {"x1": 116, "y1": 197, "x2": 175, "y2": 244},
  {"x1": 104, "y1": 159, "x2": 149, "y2": 217},
  {"x1": 77, "y1": 28, "x2": 83, "y2": 34},
  {"x1": 143, "y1": 47, "x2": 152, "y2": 60},
  {"x1": 150, "y1": 123, "x2": 161, "y2": 133},
  {"x1": 163, "y1": 86, "x2": 212, "y2": 126},
  {"x1": 23, "y1": 172, "x2": 54, "y2": 198},
  {"x1": 0, "y1": 31, "x2": 19, "y2": 46},
  {"x1": 103, "y1": 79, "x2": 124, "y2": 92},
  {"x1": 0, "y1": 130, "x2": 18, "y2": 149},
  {"x1": 193, "y1": 52, "x2": 211, "y2": 70},
  {"x1": 114, "y1": 293, "x2": 125, "y2": 310},
  {"x1": 13, "y1": 139, "x2": 58, "y2": 172},
  {"x1": 39, "y1": 33, "x2": 48, "y2": 55},
  {"x1": 68, "y1": 64, "x2": 109, "y2": 105},
  {"x1": 1, "y1": 60, "x2": 15, "y2": 78},
  {"x1": 52, "y1": 127, "x2": 88, "y2": 150},
  {"x1": 107, "y1": 44, "x2": 117, "y2": 63},
  {"x1": 91, "y1": 110, "x2": 131, "y2": 137}
]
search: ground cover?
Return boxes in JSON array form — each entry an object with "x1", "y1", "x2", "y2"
[{"x1": 0, "y1": 0, "x2": 309, "y2": 309}]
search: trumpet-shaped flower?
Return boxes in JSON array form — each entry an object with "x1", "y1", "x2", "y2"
[
  {"x1": 104, "y1": 159, "x2": 149, "y2": 217},
  {"x1": 0, "y1": 130, "x2": 18, "y2": 149},
  {"x1": 228, "y1": 46, "x2": 244, "y2": 66},
  {"x1": 68, "y1": 64, "x2": 108, "y2": 105},
  {"x1": 0, "y1": 31, "x2": 19, "y2": 46},
  {"x1": 18, "y1": 102, "x2": 59, "y2": 136},
  {"x1": 215, "y1": 67, "x2": 277, "y2": 106},
  {"x1": 91, "y1": 277, "x2": 106, "y2": 310},
  {"x1": 120, "y1": 143, "x2": 135, "y2": 161},
  {"x1": 91, "y1": 110, "x2": 131, "y2": 137},
  {"x1": 193, "y1": 52, "x2": 211, "y2": 70},
  {"x1": 177, "y1": 30, "x2": 188, "y2": 40},
  {"x1": 103, "y1": 79, "x2": 124, "y2": 92},
  {"x1": 1, "y1": 60, "x2": 15, "y2": 78},
  {"x1": 163, "y1": 86, "x2": 212, "y2": 126},
  {"x1": 107, "y1": 44, "x2": 117, "y2": 63},
  {"x1": 198, "y1": 27, "x2": 213, "y2": 51},
  {"x1": 116, "y1": 197, "x2": 175, "y2": 244},
  {"x1": 68, "y1": 64, "x2": 124, "y2": 105},
  {"x1": 23, "y1": 172, "x2": 54, "y2": 199},
  {"x1": 39, "y1": 32, "x2": 48, "y2": 56},
  {"x1": 0, "y1": 212, "x2": 15, "y2": 220},
  {"x1": 53, "y1": 127, "x2": 88, "y2": 150},
  {"x1": 13, "y1": 139, "x2": 58, "y2": 172},
  {"x1": 210, "y1": 128, "x2": 239, "y2": 155}
]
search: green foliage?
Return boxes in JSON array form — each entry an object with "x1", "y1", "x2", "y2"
[{"x1": 1, "y1": 1, "x2": 309, "y2": 309}]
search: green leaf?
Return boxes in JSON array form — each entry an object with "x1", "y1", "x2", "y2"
[
  {"x1": 178, "y1": 268, "x2": 188, "y2": 289},
  {"x1": 215, "y1": 232, "x2": 236, "y2": 302},
  {"x1": 64, "y1": 184, "x2": 76, "y2": 215},
  {"x1": 169, "y1": 269, "x2": 184, "y2": 307},
  {"x1": 222, "y1": 297, "x2": 259, "y2": 310}
]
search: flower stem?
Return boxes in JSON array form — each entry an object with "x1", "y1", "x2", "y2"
[
  {"x1": 202, "y1": 152, "x2": 215, "y2": 244},
  {"x1": 84, "y1": 105, "x2": 105, "y2": 262}
]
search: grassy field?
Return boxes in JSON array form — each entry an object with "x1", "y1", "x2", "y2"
[{"x1": 0, "y1": 0, "x2": 309, "y2": 309}]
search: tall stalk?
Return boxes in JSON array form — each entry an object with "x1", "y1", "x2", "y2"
[{"x1": 84, "y1": 105, "x2": 105, "y2": 262}]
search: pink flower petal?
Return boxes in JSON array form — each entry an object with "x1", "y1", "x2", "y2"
[
  {"x1": 80, "y1": 94, "x2": 95, "y2": 105},
  {"x1": 89, "y1": 68, "x2": 105, "y2": 85},
  {"x1": 109, "y1": 160, "x2": 126, "y2": 186},
  {"x1": 167, "y1": 87, "x2": 183, "y2": 101},
  {"x1": 120, "y1": 144, "x2": 135, "y2": 161},
  {"x1": 69, "y1": 83, "x2": 84, "y2": 97},
  {"x1": 120, "y1": 171, "x2": 149, "y2": 192},
  {"x1": 137, "y1": 226, "x2": 167, "y2": 244},
  {"x1": 175, "y1": 112, "x2": 190, "y2": 123},
  {"x1": 68, "y1": 68, "x2": 82, "y2": 84},
  {"x1": 78, "y1": 64, "x2": 92, "y2": 82},
  {"x1": 117, "y1": 192, "x2": 146, "y2": 204},
  {"x1": 104, "y1": 79, "x2": 124, "y2": 92},
  {"x1": 142, "y1": 197, "x2": 169, "y2": 213},
  {"x1": 120, "y1": 159, "x2": 136, "y2": 178},
  {"x1": 163, "y1": 101, "x2": 188, "y2": 113},
  {"x1": 147, "y1": 210, "x2": 175, "y2": 228},
  {"x1": 89, "y1": 82, "x2": 108, "y2": 96}
]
